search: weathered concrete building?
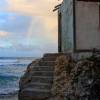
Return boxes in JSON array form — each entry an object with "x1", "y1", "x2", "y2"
[{"x1": 57, "y1": 0, "x2": 100, "y2": 53}]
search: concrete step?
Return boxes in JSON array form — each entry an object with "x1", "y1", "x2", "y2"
[
  {"x1": 31, "y1": 71, "x2": 53, "y2": 77},
  {"x1": 31, "y1": 76, "x2": 53, "y2": 84},
  {"x1": 19, "y1": 88, "x2": 51, "y2": 100},
  {"x1": 25, "y1": 82, "x2": 52, "y2": 90},
  {"x1": 43, "y1": 53, "x2": 70, "y2": 58},
  {"x1": 33, "y1": 66, "x2": 54, "y2": 71},
  {"x1": 41, "y1": 56, "x2": 57, "y2": 61},
  {"x1": 39, "y1": 61, "x2": 55, "y2": 66}
]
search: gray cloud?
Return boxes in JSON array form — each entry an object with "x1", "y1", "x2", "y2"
[{"x1": 0, "y1": 12, "x2": 32, "y2": 33}]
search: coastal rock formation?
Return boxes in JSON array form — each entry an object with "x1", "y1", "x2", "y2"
[
  {"x1": 64, "y1": 56, "x2": 100, "y2": 100},
  {"x1": 19, "y1": 53, "x2": 100, "y2": 100},
  {"x1": 51, "y1": 55, "x2": 100, "y2": 100},
  {"x1": 51, "y1": 55, "x2": 74, "y2": 96}
]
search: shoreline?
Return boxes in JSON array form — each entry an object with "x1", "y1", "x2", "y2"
[{"x1": 0, "y1": 94, "x2": 18, "y2": 100}]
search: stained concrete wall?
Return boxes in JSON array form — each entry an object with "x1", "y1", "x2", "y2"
[
  {"x1": 76, "y1": 1, "x2": 100, "y2": 50},
  {"x1": 59, "y1": 0, "x2": 100, "y2": 53},
  {"x1": 59, "y1": 0, "x2": 74, "y2": 52}
]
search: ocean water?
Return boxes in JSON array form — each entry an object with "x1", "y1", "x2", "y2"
[{"x1": 0, "y1": 57, "x2": 35, "y2": 97}]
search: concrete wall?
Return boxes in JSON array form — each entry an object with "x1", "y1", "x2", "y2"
[
  {"x1": 59, "y1": 0, "x2": 100, "y2": 53},
  {"x1": 59, "y1": 0, "x2": 74, "y2": 52},
  {"x1": 76, "y1": 1, "x2": 100, "y2": 50}
]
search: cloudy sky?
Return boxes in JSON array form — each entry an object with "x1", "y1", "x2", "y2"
[{"x1": 0, "y1": 0, "x2": 62, "y2": 57}]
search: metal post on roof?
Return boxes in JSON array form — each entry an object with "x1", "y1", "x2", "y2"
[
  {"x1": 53, "y1": 4, "x2": 61, "y2": 12},
  {"x1": 53, "y1": 0, "x2": 63, "y2": 12}
]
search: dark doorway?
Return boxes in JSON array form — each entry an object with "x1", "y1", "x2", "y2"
[{"x1": 58, "y1": 12, "x2": 62, "y2": 52}]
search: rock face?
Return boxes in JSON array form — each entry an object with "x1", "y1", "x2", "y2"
[
  {"x1": 52, "y1": 55, "x2": 74, "y2": 96},
  {"x1": 50, "y1": 55, "x2": 75, "y2": 100},
  {"x1": 65, "y1": 56, "x2": 100, "y2": 100},
  {"x1": 19, "y1": 53, "x2": 100, "y2": 100},
  {"x1": 51, "y1": 55, "x2": 100, "y2": 100}
]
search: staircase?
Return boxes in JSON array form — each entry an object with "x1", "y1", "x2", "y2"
[{"x1": 19, "y1": 53, "x2": 68, "y2": 100}]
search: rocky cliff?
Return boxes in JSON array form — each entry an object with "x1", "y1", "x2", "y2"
[{"x1": 19, "y1": 53, "x2": 100, "y2": 100}]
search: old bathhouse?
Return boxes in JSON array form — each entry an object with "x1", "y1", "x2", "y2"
[{"x1": 55, "y1": 0, "x2": 100, "y2": 54}]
